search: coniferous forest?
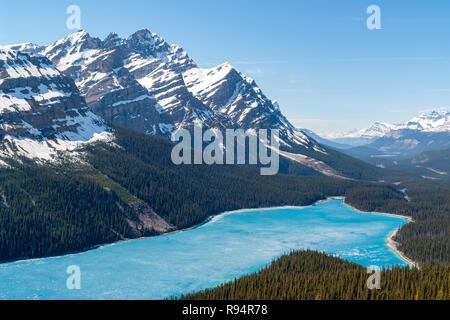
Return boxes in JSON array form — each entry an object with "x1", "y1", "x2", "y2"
[
  {"x1": 0, "y1": 127, "x2": 449, "y2": 300},
  {"x1": 182, "y1": 251, "x2": 450, "y2": 300}
]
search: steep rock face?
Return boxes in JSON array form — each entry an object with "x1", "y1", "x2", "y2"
[
  {"x1": 183, "y1": 62, "x2": 314, "y2": 150},
  {"x1": 40, "y1": 30, "x2": 226, "y2": 136},
  {"x1": 0, "y1": 47, "x2": 109, "y2": 161},
  {"x1": 40, "y1": 30, "x2": 312, "y2": 146},
  {"x1": 26, "y1": 29, "x2": 388, "y2": 179},
  {"x1": 41, "y1": 31, "x2": 169, "y2": 136},
  {"x1": 184, "y1": 63, "x2": 285, "y2": 129}
]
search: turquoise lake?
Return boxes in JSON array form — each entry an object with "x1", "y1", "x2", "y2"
[{"x1": 0, "y1": 198, "x2": 409, "y2": 300}]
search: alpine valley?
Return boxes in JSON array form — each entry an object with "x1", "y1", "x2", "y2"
[
  {"x1": 0, "y1": 30, "x2": 449, "y2": 300},
  {"x1": 307, "y1": 110, "x2": 450, "y2": 179},
  {"x1": 4, "y1": 29, "x2": 394, "y2": 180}
]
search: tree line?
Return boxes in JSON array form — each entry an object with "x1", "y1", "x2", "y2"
[{"x1": 181, "y1": 250, "x2": 449, "y2": 300}]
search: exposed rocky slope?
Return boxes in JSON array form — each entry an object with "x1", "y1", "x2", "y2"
[
  {"x1": 37, "y1": 30, "x2": 376, "y2": 178},
  {"x1": 1, "y1": 29, "x2": 391, "y2": 180},
  {"x1": 0, "y1": 47, "x2": 110, "y2": 162}
]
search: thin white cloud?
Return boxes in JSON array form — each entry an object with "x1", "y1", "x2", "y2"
[
  {"x1": 245, "y1": 68, "x2": 265, "y2": 75},
  {"x1": 291, "y1": 117, "x2": 341, "y2": 125},
  {"x1": 198, "y1": 60, "x2": 284, "y2": 69},
  {"x1": 233, "y1": 60, "x2": 285, "y2": 65},
  {"x1": 280, "y1": 88, "x2": 313, "y2": 94}
]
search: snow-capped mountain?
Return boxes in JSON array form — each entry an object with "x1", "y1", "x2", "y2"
[
  {"x1": 323, "y1": 110, "x2": 450, "y2": 147},
  {"x1": 40, "y1": 30, "x2": 360, "y2": 175},
  {"x1": 36, "y1": 31, "x2": 325, "y2": 153},
  {"x1": 5, "y1": 42, "x2": 43, "y2": 54},
  {"x1": 183, "y1": 63, "x2": 287, "y2": 130},
  {"x1": 0, "y1": 47, "x2": 110, "y2": 162},
  {"x1": 38, "y1": 30, "x2": 229, "y2": 136},
  {"x1": 328, "y1": 110, "x2": 450, "y2": 139},
  {"x1": 1, "y1": 29, "x2": 389, "y2": 179},
  {"x1": 403, "y1": 110, "x2": 450, "y2": 132},
  {"x1": 318, "y1": 110, "x2": 450, "y2": 161},
  {"x1": 324, "y1": 122, "x2": 401, "y2": 146}
]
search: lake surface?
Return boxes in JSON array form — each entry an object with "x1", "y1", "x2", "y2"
[{"x1": 0, "y1": 199, "x2": 409, "y2": 300}]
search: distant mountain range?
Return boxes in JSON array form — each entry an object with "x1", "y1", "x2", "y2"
[
  {"x1": 306, "y1": 110, "x2": 450, "y2": 161},
  {"x1": 0, "y1": 29, "x2": 390, "y2": 180},
  {"x1": 323, "y1": 110, "x2": 450, "y2": 146}
]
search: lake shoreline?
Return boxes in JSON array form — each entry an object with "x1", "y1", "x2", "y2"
[
  {"x1": 386, "y1": 228, "x2": 419, "y2": 269},
  {"x1": 1, "y1": 196, "x2": 417, "y2": 269},
  {"x1": 135, "y1": 196, "x2": 419, "y2": 268},
  {"x1": 338, "y1": 197, "x2": 418, "y2": 269}
]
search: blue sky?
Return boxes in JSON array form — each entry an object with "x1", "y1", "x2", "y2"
[{"x1": 1, "y1": 0, "x2": 450, "y2": 134}]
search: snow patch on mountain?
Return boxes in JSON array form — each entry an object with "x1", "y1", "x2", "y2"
[
  {"x1": 323, "y1": 110, "x2": 450, "y2": 147},
  {"x1": 328, "y1": 110, "x2": 450, "y2": 140},
  {"x1": 5, "y1": 43, "x2": 43, "y2": 54},
  {"x1": 0, "y1": 131, "x2": 112, "y2": 162},
  {"x1": 406, "y1": 110, "x2": 450, "y2": 132},
  {"x1": 0, "y1": 46, "x2": 111, "y2": 163},
  {"x1": 0, "y1": 48, "x2": 59, "y2": 81},
  {"x1": 2, "y1": 29, "x2": 348, "y2": 176}
]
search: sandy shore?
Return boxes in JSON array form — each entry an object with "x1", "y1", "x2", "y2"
[{"x1": 386, "y1": 228, "x2": 419, "y2": 269}]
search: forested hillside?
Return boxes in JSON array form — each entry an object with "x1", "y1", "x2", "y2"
[
  {"x1": 372, "y1": 148, "x2": 450, "y2": 179},
  {"x1": 0, "y1": 165, "x2": 137, "y2": 262},
  {"x1": 85, "y1": 127, "x2": 371, "y2": 228},
  {"x1": 87, "y1": 127, "x2": 450, "y2": 266},
  {"x1": 182, "y1": 251, "x2": 450, "y2": 300},
  {"x1": 0, "y1": 127, "x2": 405, "y2": 263},
  {"x1": 0, "y1": 126, "x2": 448, "y2": 268}
]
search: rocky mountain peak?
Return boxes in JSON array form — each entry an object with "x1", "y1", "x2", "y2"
[
  {"x1": 41, "y1": 30, "x2": 102, "y2": 73},
  {"x1": 59, "y1": 30, "x2": 98, "y2": 49},
  {"x1": 127, "y1": 29, "x2": 156, "y2": 41},
  {"x1": 37, "y1": 29, "x2": 313, "y2": 148},
  {"x1": 0, "y1": 47, "x2": 110, "y2": 161},
  {"x1": 1, "y1": 29, "x2": 371, "y2": 178},
  {"x1": 5, "y1": 43, "x2": 43, "y2": 54},
  {"x1": 103, "y1": 32, "x2": 121, "y2": 48},
  {"x1": 125, "y1": 29, "x2": 170, "y2": 56},
  {"x1": 407, "y1": 109, "x2": 450, "y2": 132}
]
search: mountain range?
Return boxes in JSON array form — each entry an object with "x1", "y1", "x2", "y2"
[
  {"x1": 1, "y1": 28, "x2": 448, "y2": 269},
  {"x1": 0, "y1": 46, "x2": 110, "y2": 162},
  {"x1": 323, "y1": 110, "x2": 450, "y2": 146},
  {"x1": 307, "y1": 110, "x2": 450, "y2": 163},
  {"x1": 0, "y1": 37, "x2": 394, "y2": 261},
  {"x1": 0, "y1": 29, "x2": 389, "y2": 180}
]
